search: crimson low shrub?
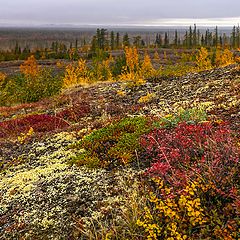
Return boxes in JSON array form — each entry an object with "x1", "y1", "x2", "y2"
[
  {"x1": 141, "y1": 121, "x2": 239, "y2": 199},
  {"x1": 56, "y1": 103, "x2": 90, "y2": 122},
  {"x1": 0, "y1": 114, "x2": 69, "y2": 138},
  {"x1": 139, "y1": 121, "x2": 239, "y2": 239}
]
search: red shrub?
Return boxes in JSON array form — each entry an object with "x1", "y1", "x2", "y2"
[
  {"x1": 0, "y1": 114, "x2": 69, "y2": 138},
  {"x1": 141, "y1": 122, "x2": 240, "y2": 199},
  {"x1": 56, "y1": 103, "x2": 90, "y2": 122}
]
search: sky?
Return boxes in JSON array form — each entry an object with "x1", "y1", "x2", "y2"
[{"x1": 1, "y1": 0, "x2": 240, "y2": 27}]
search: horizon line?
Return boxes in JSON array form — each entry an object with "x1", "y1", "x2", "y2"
[
  {"x1": 0, "y1": 17, "x2": 240, "y2": 28},
  {"x1": 0, "y1": 23, "x2": 238, "y2": 29}
]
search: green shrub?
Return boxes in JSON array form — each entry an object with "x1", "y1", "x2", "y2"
[
  {"x1": 70, "y1": 117, "x2": 151, "y2": 168},
  {"x1": 70, "y1": 108, "x2": 208, "y2": 168},
  {"x1": 111, "y1": 55, "x2": 126, "y2": 77},
  {"x1": 0, "y1": 69, "x2": 63, "y2": 105}
]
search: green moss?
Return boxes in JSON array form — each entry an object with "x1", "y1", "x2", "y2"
[{"x1": 69, "y1": 151, "x2": 101, "y2": 168}]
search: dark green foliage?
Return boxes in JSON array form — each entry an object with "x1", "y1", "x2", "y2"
[
  {"x1": 110, "y1": 31, "x2": 115, "y2": 50},
  {"x1": 90, "y1": 28, "x2": 109, "y2": 53},
  {"x1": 123, "y1": 33, "x2": 130, "y2": 47},
  {"x1": 111, "y1": 55, "x2": 126, "y2": 76},
  {"x1": 163, "y1": 32, "x2": 169, "y2": 47},
  {"x1": 155, "y1": 33, "x2": 162, "y2": 47},
  {"x1": 115, "y1": 32, "x2": 120, "y2": 49},
  {"x1": 133, "y1": 36, "x2": 143, "y2": 48}
]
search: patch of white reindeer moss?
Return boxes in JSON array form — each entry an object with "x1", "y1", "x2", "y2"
[{"x1": 0, "y1": 130, "x2": 143, "y2": 239}]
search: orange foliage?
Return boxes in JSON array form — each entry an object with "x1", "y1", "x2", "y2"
[
  {"x1": 20, "y1": 55, "x2": 39, "y2": 77},
  {"x1": 153, "y1": 51, "x2": 160, "y2": 60},
  {"x1": 63, "y1": 59, "x2": 90, "y2": 87},
  {"x1": 125, "y1": 46, "x2": 139, "y2": 73},
  {"x1": 141, "y1": 52, "x2": 155, "y2": 77},
  {"x1": 0, "y1": 72, "x2": 6, "y2": 82},
  {"x1": 196, "y1": 47, "x2": 212, "y2": 70},
  {"x1": 215, "y1": 48, "x2": 235, "y2": 67}
]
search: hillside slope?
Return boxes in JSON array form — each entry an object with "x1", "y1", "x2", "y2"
[{"x1": 0, "y1": 65, "x2": 239, "y2": 239}]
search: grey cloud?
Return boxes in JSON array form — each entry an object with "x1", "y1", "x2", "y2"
[{"x1": 0, "y1": 0, "x2": 240, "y2": 25}]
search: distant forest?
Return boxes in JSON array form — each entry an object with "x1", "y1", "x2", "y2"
[{"x1": 0, "y1": 25, "x2": 239, "y2": 61}]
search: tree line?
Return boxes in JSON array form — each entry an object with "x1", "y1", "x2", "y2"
[{"x1": 1, "y1": 25, "x2": 240, "y2": 61}]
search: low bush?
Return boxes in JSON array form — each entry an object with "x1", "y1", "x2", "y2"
[
  {"x1": 142, "y1": 121, "x2": 239, "y2": 191},
  {"x1": 138, "y1": 121, "x2": 240, "y2": 239},
  {"x1": 70, "y1": 117, "x2": 152, "y2": 168},
  {"x1": 56, "y1": 102, "x2": 91, "y2": 122},
  {"x1": 0, "y1": 114, "x2": 69, "y2": 138},
  {"x1": 153, "y1": 107, "x2": 208, "y2": 128},
  {"x1": 0, "y1": 69, "x2": 63, "y2": 105},
  {"x1": 160, "y1": 63, "x2": 195, "y2": 77}
]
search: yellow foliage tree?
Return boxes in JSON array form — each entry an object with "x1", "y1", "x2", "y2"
[
  {"x1": 63, "y1": 59, "x2": 90, "y2": 88},
  {"x1": 141, "y1": 52, "x2": 155, "y2": 78},
  {"x1": 153, "y1": 51, "x2": 160, "y2": 60},
  {"x1": 56, "y1": 61, "x2": 65, "y2": 69},
  {"x1": 120, "y1": 47, "x2": 141, "y2": 82},
  {"x1": 215, "y1": 48, "x2": 235, "y2": 67},
  {"x1": 0, "y1": 72, "x2": 7, "y2": 90},
  {"x1": 195, "y1": 47, "x2": 212, "y2": 70},
  {"x1": 120, "y1": 47, "x2": 157, "y2": 84},
  {"x1": 125, "y1": 46, "x2": 139, "y2": 73},
  {"x1": 100, "y1": 58, "x2": 113, "y2": 81},
  {"x1": 20, "y1": 55, "x2": 39, "y2": 77},
  {"x1": 235, "y1": 48, "x2": 240, "y2": 63},
  {"x1": 92, "y1": 56, "x2": 113, "y2": 82},
  {"x1": 163, "y1": 51, "x2": 168, "y2": 62}
]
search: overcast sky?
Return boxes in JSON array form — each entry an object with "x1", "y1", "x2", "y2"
[{"x1": 1, "y1": 0, "x2": 240, "y2": 26}]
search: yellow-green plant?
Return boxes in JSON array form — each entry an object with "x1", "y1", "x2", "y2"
[
  {"x1": 153, "y1": 51, "x2": 160, "y2": 61},
  {"x1": 163, "y1": 51, "x2": 167, "y2": 62},
  {"x1": 0, "y1": 72, "x2": 7, "y2": 90},
  {"x1": 195, "y1": 47, "x2": 212, "y2": 70},
  {"x1": 137, "y1": 179, "x2": 210, "y2": 240},
  {"x1": 161, "y1": 63, "x2": 194, "y2": 77},
  {"x1": 63, "y1": 59, "x2": 91, "y2": 87},
  {"x1": 138, "y1": 93, "x2": 156, "y2": 103},
  {"x1": 181, "y1": 52, "x2": 194, "y2": 63},
  {"x1": 92, "y1": 56, "x2": 114, "y2": 82},
  {"x1": 17, "y1": 127, "x2": 34, "y2": 144},
  {"x1": 215, "y1": 48, "x2": 235, "y2": 67},
  {"x1": 141, "y1": 52, "x2": 156, "y2": 78},
  {"x1": 116, "y1": 90, "x2": 126, "y2": 96},
  {"x1": 120, "y1": 47, "x2": 144, "y2": 84}
]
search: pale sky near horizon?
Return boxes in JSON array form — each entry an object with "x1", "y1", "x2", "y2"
[{"x1": 1, "y1": 0, "x2": 240, "y2": 26}]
